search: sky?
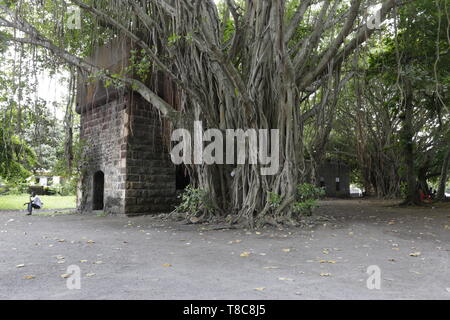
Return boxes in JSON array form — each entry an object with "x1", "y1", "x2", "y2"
[
  {"x1": 1, "y1": 45, "x2": 70, "y2": 121},
  {"x1": 36, "y1": 71, "x2": 69, "y2": 120}
]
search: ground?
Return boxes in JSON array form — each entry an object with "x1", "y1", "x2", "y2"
[{"x1": 0, "y1": 199, "x2": 448, "y2": 300}]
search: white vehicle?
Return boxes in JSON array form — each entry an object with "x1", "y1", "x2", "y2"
[{"x1": 350, "y1": 185, "x2": 363, "y2": 197}]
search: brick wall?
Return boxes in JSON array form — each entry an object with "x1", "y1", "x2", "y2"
[
  {"x1": 78, "y1": 94, "x2": 177, "y2": 215},
  {"x1": 124, "y1": 95, "x2": 176, "y2": 215},
  {"x1": 79, "y1": 97, "x2": 128, "y2": 214}
]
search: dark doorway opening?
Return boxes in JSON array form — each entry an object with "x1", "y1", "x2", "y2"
[
  {"x1": 93, "y1": 171, "x2": 104, "y2": 210},
  {"x1": 176, "y1": 165, "x2": 190, "y2": 190},
  {"x1": 320, "y1": 177, "x2": 325, "y2": 188}
]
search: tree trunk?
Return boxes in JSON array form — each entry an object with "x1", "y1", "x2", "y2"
[
  {"x1": 436, "y1": 147, "x2": 450, "y2": 201},
  {"x1": 401, "y1": 78, "x2": 420, "y2": 205}
]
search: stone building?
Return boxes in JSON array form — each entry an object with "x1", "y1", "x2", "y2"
[
  {"x1": 76, "y1": 40, "x2": 349, "y2": 215},
  {"x1": 316, "y1": 160, "x2": 350, "y2": 197},
  {"x1": 76, "y1": 39, "x2": 184, "y2": 215}
]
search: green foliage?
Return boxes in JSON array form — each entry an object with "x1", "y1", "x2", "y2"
[
  {"x1": 0, "y1": 126, "x2": 36, "y2": 183},
  {"x1": 268, "y1": 191, "x2": 282, "y2": 209},
  {"x1": 297, "y1": 183, "x2": 325, "y2": 201},
  {"x1": 175, "y1": 185, "x2": 213, "y2": 216},
  {"x1": 4, "y1": 182, "x2": 29, "y2": 195},
  {"x1": 58, "y1": 178, "x2": 77, "y2": 196},
  {"x1": 128, "y1": 49, "x2": 153, "y2": 82},
  {"x1": 292, "y1": 183, "x2": 325, "y2": 216},
  {"x1": 168, "y1": 33, "x2": 182, "y2": 45},
  {"x1": 292, "y1": 199, "x2": 319, "y2": 216}
]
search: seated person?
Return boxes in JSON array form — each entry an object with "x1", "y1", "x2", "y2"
[{"x1": 26, "y1": 192, "x2": 43, "y2": 215}]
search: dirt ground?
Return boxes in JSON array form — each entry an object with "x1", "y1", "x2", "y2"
[{"x1": 0, "y1": 199, "x2": 448, "y2": 300}]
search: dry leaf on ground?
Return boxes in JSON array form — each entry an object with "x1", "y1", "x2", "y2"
[
  {"x1": 409, "y1": 252, "x2": 421, "y2": 257},
  {"x1": 319, "y1": 260, "x2": 336, "y2": 264}
]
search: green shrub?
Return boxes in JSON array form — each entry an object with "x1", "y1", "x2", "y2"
[
  {"x1": 297, "y1": 183, "x2": 325, "y2": 201},
  {"x1": 292, "y1": 183, "x2": 325, "y2": 216},
  {"x1": 175, "y1": 185, "x2": 213, "y2": 216},
  {"x1": 5, "y1": 182, "x2": 29, "y2": 195},
  {"x1": 58, "y1": 178, "x2": 78, "y2": 196},
  {"x1": 43, "y1": 186, "x2": 58, "y2": 195},
  {"x1": 268, "y1": 191, "x2": 282, "y2": 209},
  {"x1": 292, "y1": 198, "x2": 319, "y2": 216}
]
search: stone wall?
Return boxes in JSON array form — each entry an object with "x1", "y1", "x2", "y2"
[
  {"x1": 124, "y1": 95, "x2": 176, "y2": 215},
  {"x1": 76, "y1": 39, "x2": 178, "y2": 216},
  {"x1": 79, "y1": 97, "x2": 128, "y2": 214},
  {"x1": 78, "y1": 93, "x2": 177, "y2": 215},
  {"x1": 317, "y1": 160, "x2": 350, "y2": 197}
]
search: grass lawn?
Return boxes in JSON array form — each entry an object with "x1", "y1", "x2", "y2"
[{"x1": 0, "y1": 194, "x2": 76, "y2": 210}]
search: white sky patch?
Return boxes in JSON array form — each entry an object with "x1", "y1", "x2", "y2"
[
  {"x1": 1, "y1": 44, "x2": 69, "y2": 121},
  {"x1": 36, "y1": 71, "x2": 69, "y2": 120}
]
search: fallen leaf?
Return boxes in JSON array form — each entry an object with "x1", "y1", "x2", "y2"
[
  {"x1": 282, "y1": 248, "x2": 291, "y2": 253},
  {"x1": 86, "y1": 240, "x2": 95, "y2": 244},
  {"x1": 278, "y1": 277, "x2": 294, "y2": 281},
  {"x1": 409, "y1": 252, "x2": 421, "y2": 257},
  {"x1": 61, "y1": 273, "x2": 70, "y2": 279},
  {"x1": 86, "y1": 273, "x2": 95, "y2": 277},
  {"x1": 162, "y1": 263, "x2": 172, "y2": 267},
  {"x1": 319, "y1": 260, "x2": 336, "y2": 264},
  {"x1": 80, "y1": 260, "x2": 88, "y2": 263},
  {"x1": 263, "y1": 266, "x2": 279, "y2": 269},
  {"x1": 240, "y1": 252, "x2": 251, "y2": 257},
  {"x1": 16, "y1": 264, "x2": 25, "y2": 268},
  {"x1": 23, "y1": 275, "x2": 35, "y2": 279},
  {"x1": 57, "y1": 239, "x2": 66, "y2": 242},
  {"x1": 254, "y1": 287, "x2": 266, "y2": 291},
  {"x1": 320, "y1": 273, "x2": 332, "y2": 277},
  {"x1": 93, "y1": 261, "x2": 103, "y2": 264}
]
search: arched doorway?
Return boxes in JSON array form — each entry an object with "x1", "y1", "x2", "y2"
[
  {"x1": 176, "y1": 165, "x2": 190, "y2": 190},
  {"x1": 93, "y1": 171, "x2": 104, "y2": 210}
]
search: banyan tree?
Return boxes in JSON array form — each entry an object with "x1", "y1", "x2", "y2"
[{"x1": 0, "y1": 0, "x2": 409, "y2": 226}]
